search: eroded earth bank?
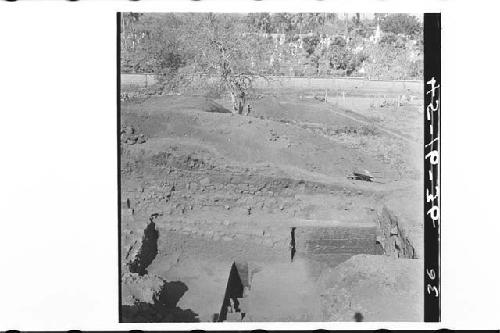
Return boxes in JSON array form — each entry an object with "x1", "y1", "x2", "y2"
[{"x1": 120, "y1": 91, "x2": 424, "y2": 322}]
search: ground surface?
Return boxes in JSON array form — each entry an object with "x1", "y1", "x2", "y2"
[{"x1": 120, "y1": 88, "x2": 424, "y2": 322}]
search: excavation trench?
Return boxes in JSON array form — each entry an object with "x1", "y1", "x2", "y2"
[
  {"x1": 124, "y1": 207, "x2": 418, "y2": 322},
  {"x1": 128, "y1": 219, "x2": 159, "y2": 276},
  {"x1": 217, "y1": 261, "x2": 251, "y2": 322},
  {"x1": 217, "y1": 222, "x2": 394, "y2": 322},
  {"x1": 291, "y1": 225, "x2": 385, "y2": 259}
]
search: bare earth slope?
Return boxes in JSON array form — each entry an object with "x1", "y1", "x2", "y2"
[{"x1": 120, "y1": 94, "x2": 423, "y2": 322}]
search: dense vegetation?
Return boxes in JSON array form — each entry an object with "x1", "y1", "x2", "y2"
[{"x1": 120, "y1": 13, "x2": 423, "y2": 101}]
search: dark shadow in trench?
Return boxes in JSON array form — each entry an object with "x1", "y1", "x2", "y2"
[
  {"x1": 121, "y1": 280, "x2": 199, "y2": 322},
  {"x1": 218, "y1": 262, "x2": 246, "y2": 322},
  {"x1": 127, "y1": 221, "x2": 159, "y2": 276}
]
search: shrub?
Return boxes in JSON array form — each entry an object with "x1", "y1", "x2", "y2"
[{"x1": 380, "y1": 14, "x2": 422, "y2": 38}]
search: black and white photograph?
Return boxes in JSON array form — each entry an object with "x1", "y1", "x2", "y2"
[
  {"x1": 3, "y1": 0, "x2": 500, "y2": 331},
  {"x1": 119, "y1": 12, "x2": 427, "y2": 322}
]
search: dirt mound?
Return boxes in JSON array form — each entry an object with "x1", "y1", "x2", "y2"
[
  {"x1": 202, "y1": 99, "x2": 232, "y2": 113},
  {"x1": 122, "y1": 273, "x2": 199, "y2": 322},
  {"x1": 122, "y1": 273, "x2": 165, "y2": 306},
  {"x1": 319, "y1": 254, "x2": 423, "y2": 321},
  {"x1": 120, "y1": 92, "x2": 423, "y2": 322},
  {"x1": 135, "y1": 95, "x2": 231, "y2": 114},
  {"x1": 248, "y1": 95, "x2": 362, "y2": 129}
]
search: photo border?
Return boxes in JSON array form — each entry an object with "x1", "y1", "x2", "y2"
[
  {"x1": 116, "y1": 11, "x2": 441, "y2": 325},
  {"x1": 423, "y1": 12, "x2": 441, "y2": 323}
]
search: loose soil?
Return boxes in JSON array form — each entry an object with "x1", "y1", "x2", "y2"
[{"x1": 120, "y1": 89, "x2": 423, "y2": 322}]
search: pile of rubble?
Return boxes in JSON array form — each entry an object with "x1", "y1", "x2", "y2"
[{"x1": 121, "y1": 125, "x2": 147, "y2": 145}]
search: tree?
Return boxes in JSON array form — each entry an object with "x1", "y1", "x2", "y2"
[
  {"x1": 247, "y1": 13, "x2": 272, "y2": 34},
  {"x1": 270, "y1": 13, "x2": 293, "y2": 34},
  {"x1": 364, "y1": 42, "x2": 421, "y2": 80},
  {"x1": 120, "y1": 13, "x2": 186, "y2": 74},
  {"x1": 121, "y1": 13, "x2": 274, "y2": 110},
  {"x1": 302, "y1": 34, "x2": 321, "y2": 56},
  {"x1": 380, "y1": 14, "x2": 421, "y2": 37},
  {"x1": 180, "y1": 14, "x2": 273, "y2": 113}
]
